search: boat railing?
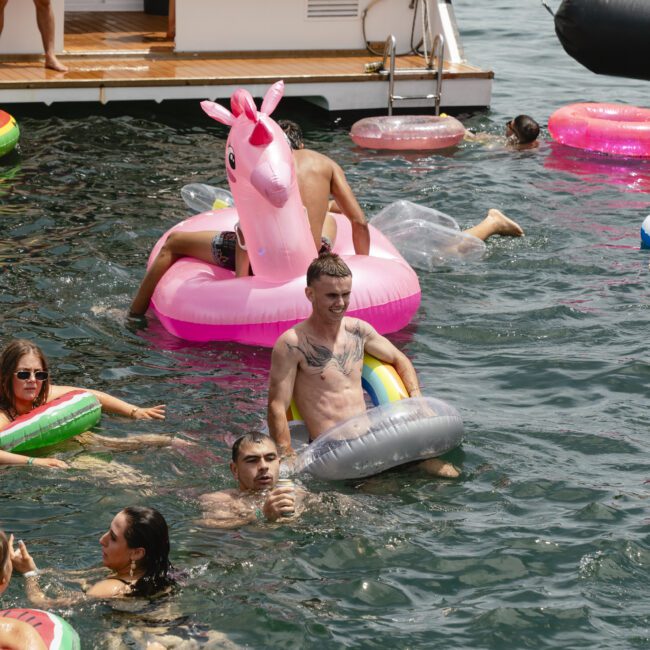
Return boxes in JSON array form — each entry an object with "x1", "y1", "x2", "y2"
[{"x1": 382, "y1": 33, "x2": 445, "y2": 116}]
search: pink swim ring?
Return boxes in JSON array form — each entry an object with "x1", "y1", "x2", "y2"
[
  {"x1": 350, "y1": 115, "x2": 465, "y2": 151},
  {"x1": 148, "y1": 81, "x2": 421, "y2": 347},
  {"x1": 548, "y1": 102, "x2": 650, "y2": 157}
]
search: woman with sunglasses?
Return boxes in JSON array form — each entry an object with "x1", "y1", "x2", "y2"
[{"x1": 0, "y1": 339, "x2": 168, "y2": 468}]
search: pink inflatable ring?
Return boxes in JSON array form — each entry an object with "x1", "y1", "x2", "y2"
[
  {"x1": 548, "y1": 102, "x2": 650, "y2": 157},
  {"x1": 350, "y1": 115, "x2": 465, "y2": 151}
]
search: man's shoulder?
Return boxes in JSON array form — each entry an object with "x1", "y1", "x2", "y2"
[
  {"x1": 274, "y1": 325, "x2": 302, "y2": 350},
  {"x1": 294, "y1": 148, "x2": 335, "y2": 173},
  {"x1": 343, "y1": 316, "x2": 373, "y2": 336}
]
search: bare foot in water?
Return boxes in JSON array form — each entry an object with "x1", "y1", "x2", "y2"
[
  {"x1": 45, "y1": 55, "x2": 68, "y2": 72},
  {"x1": 418, "y1": 458, "x2": 460, "y2": 478},
  {"x1": 485, "y1": 209, "x2": 524, "y2": 237}
]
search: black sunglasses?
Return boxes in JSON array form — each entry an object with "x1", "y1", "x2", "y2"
[{"x1": 15, "y1": 370, "x2": 49, "y2": 381}]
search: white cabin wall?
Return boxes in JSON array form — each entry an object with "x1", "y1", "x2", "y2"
[
  {"x1": 176, "y1": 0, "x2": 427, "y2": 53},
  {"x1": 0, "y1": 0, "x2": 64, "y2": 55}
]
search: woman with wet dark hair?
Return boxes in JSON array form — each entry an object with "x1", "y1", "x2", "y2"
[{"x1": 11, "y1": 506, "x2": 175, "y2": 605}]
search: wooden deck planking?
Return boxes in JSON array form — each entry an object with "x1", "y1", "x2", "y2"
[{"x1": 0, "y1": 11, "x2": 492, "y2": 100}]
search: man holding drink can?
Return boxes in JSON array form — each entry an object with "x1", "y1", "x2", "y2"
[{"x1": 198, "y1": 432, "x2": 302, "y2": 529}]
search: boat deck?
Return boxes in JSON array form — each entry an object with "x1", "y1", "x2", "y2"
[{"x1": 0, "y1": 12, "x2": 493, "y2": 110}]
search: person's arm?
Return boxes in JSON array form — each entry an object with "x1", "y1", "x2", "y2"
[
  {"x1": 234, "y1": 224, "x2": 251, "y2": 277},
  {"x1": 0, "y1": 618, "x2": 47, "y2": 650},
  {"x1": 50, "y1": 385, "x2": 165, "y2": 420},
  {"x1": 363, "y1": 325, "x2": 421, "y2": 397},
  {"x1": 329, "y1": 162, "x2": 370, "y2": 255},
  {"x1": 267, "y1": 335, "x2": 299, "y2": 455},
  {"x1": 0, "y1": 450, "x2": 68, "y2": 469}
]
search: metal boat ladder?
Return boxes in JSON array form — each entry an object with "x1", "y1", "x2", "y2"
[{"x1": 380, "y1": 33, "x2": 445, "y2": 116}]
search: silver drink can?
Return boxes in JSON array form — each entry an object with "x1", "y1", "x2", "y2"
[{"x1": 276, "y1": 478, "x2": 295, "y2": 517}]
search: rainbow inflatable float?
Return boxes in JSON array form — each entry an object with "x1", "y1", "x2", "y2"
[
  {"x1": 0, "y1": 390, "x2": 101, "y2": 452},
  {"x1": 146, "y1": 81, "x2": 420, "y2": 346},
  {"x1": 0, "y1": 110, "x2": 19, "y2": 158},
  {"x1": 0, "y1": 608, "x2": 80, "y2": 649}
]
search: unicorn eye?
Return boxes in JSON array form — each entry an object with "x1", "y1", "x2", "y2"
[{"x1": 227, "y1": 146, "x2": 236, "y2": 170}]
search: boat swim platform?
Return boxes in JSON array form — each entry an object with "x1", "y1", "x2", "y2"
[{"x1": 0, "y1": 12, "x2": 493, "y2": 111}]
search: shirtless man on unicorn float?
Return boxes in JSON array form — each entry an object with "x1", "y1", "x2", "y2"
[{"x1": 129, "y1": 85, "x2": 370, "y2": 317}]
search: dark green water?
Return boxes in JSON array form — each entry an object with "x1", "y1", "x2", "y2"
[{"x1": 2, "y1": 1, "x2": 650, "y2": 647}]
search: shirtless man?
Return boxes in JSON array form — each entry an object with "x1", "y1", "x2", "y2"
[
  {"x1": 198, "y1": 432, "x2": 303, "y2": 529},
  {"x1": 129, "y1": 121, "x2": 369, "y2": 316},
  {"x1": 278, "y1": 120, "x2": 370, "y2": 256},
  {"x1": 267, "y1": 252, "x2": 458, "y2": 477},
  {"x1": 0, "y1": 0, "x2": 68, "y2": 72}
]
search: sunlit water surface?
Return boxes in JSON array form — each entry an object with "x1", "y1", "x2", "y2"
[{"x1": 1, "y1": 1, "x2": 649, "y2": 647}]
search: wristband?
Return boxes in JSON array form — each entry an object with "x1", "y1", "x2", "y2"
[
  {"x1": 22, "y1": 570, "x2": 38, "y2": 578},
  {"x1": 26, "y1": 457, "x2": 35, "y2": 466}
]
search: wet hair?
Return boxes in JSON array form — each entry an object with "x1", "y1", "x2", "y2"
[
  {"x1": 306, "y1": 252, "x2": 352, "y2": 287},
  {"x1": 0, "y1": 339, "x2": 51, "y2": 419},
  {"x1": 0, "y1": 531, "x2": 9, "y2": 582},
  {"x1": 231, "y1": 431, "x2": 276, "y2": 462},
  {"x1": 121, "y1": 506, "x2": 174, "y2": 598},
  {"x1": 510, "y1": 115, "x2": 539, "y2": 144},
  {"x1": 277, "y1": 119, "x2": 303, "y2": 150}
]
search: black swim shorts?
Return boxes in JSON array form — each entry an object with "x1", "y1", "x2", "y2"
[{"x1": 211, "y1": 231, "x2": 237, "y2": 271}]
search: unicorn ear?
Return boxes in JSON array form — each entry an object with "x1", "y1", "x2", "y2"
[
  {"x1": 261, "y1": 80, "x2": 285, "y2": 116},
  {"x1": 249, "y1": 117, "x2": 273, "y2": 146},
  {"x1": 200, "y1": 101, "x2": 235, "y2": 126},
  {"x1": 230, "y1": 89, "x2": 248, "y2": 116}
]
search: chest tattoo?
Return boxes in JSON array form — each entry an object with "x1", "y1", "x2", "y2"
[{"x1": 288, "y1": 322, "x2": 365, "y2": 375}]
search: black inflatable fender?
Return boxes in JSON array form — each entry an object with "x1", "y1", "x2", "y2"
[{"x1": 554, "y1": 0, "x2": 650, "y2": 81}]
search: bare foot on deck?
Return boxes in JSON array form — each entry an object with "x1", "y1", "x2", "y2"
[
  {"x1": 45, "y1": 55, "x2": 68, "y2": 72},
  {"x1": 419, "y1": 458, "x2": 460, "y2": 478},
  {"x1": 485, "y1": 209, "x2": 524, "y2": 237}
]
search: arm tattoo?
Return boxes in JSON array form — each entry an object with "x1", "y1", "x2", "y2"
[{"x1": 287, "y1": 322, "x2": 365, "y2": 376}]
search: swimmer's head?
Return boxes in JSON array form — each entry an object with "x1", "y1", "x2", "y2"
[
  {"x1": 231, "y1": 431, "x2": 277, "y2": 462},
  {"x1": 119, "y1": 506, "x2": 173, "y2": 597},
  {"x1": 306, "y1": 252, "x2": 352, "y2": 287},
  {"x1": 277, "y1": 119, "x2": 304, "y2": 150},
  {"x1": 230, "y1": 432, "x2": 280, "y2": 492},
  {"x1": 505, "y1": 115, "x2": 539, "y2": 145},
  {"x1": 0, "y1": 338, "x2": 51, "y2": 413}
]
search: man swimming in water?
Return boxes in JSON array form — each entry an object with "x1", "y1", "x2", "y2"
[
  {"x1": 198, "y1": 432, "x2": 303, "y2": 529},
  {"x1": 465, "y1": 114, "x2": 540, "y2": 149},
  {"x1": 267, "y1": 252, "x2": 459, "y2": 478}
]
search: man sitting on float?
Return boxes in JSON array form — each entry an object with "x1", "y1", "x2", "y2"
[
  {"x1": 129, "y1": 115, "x2": 370, "y2": 317},
  {"x1": 267, "y1": 252, "x2": 460, "y2": 479}
]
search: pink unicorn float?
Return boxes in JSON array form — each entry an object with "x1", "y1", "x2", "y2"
[{"x1": 145, "y1": 81, "x2": 421, "y2": 346}]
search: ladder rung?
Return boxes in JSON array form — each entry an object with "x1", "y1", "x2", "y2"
[{"x1": 391, "y1": 94, "x2": 439, "y2": 101}]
